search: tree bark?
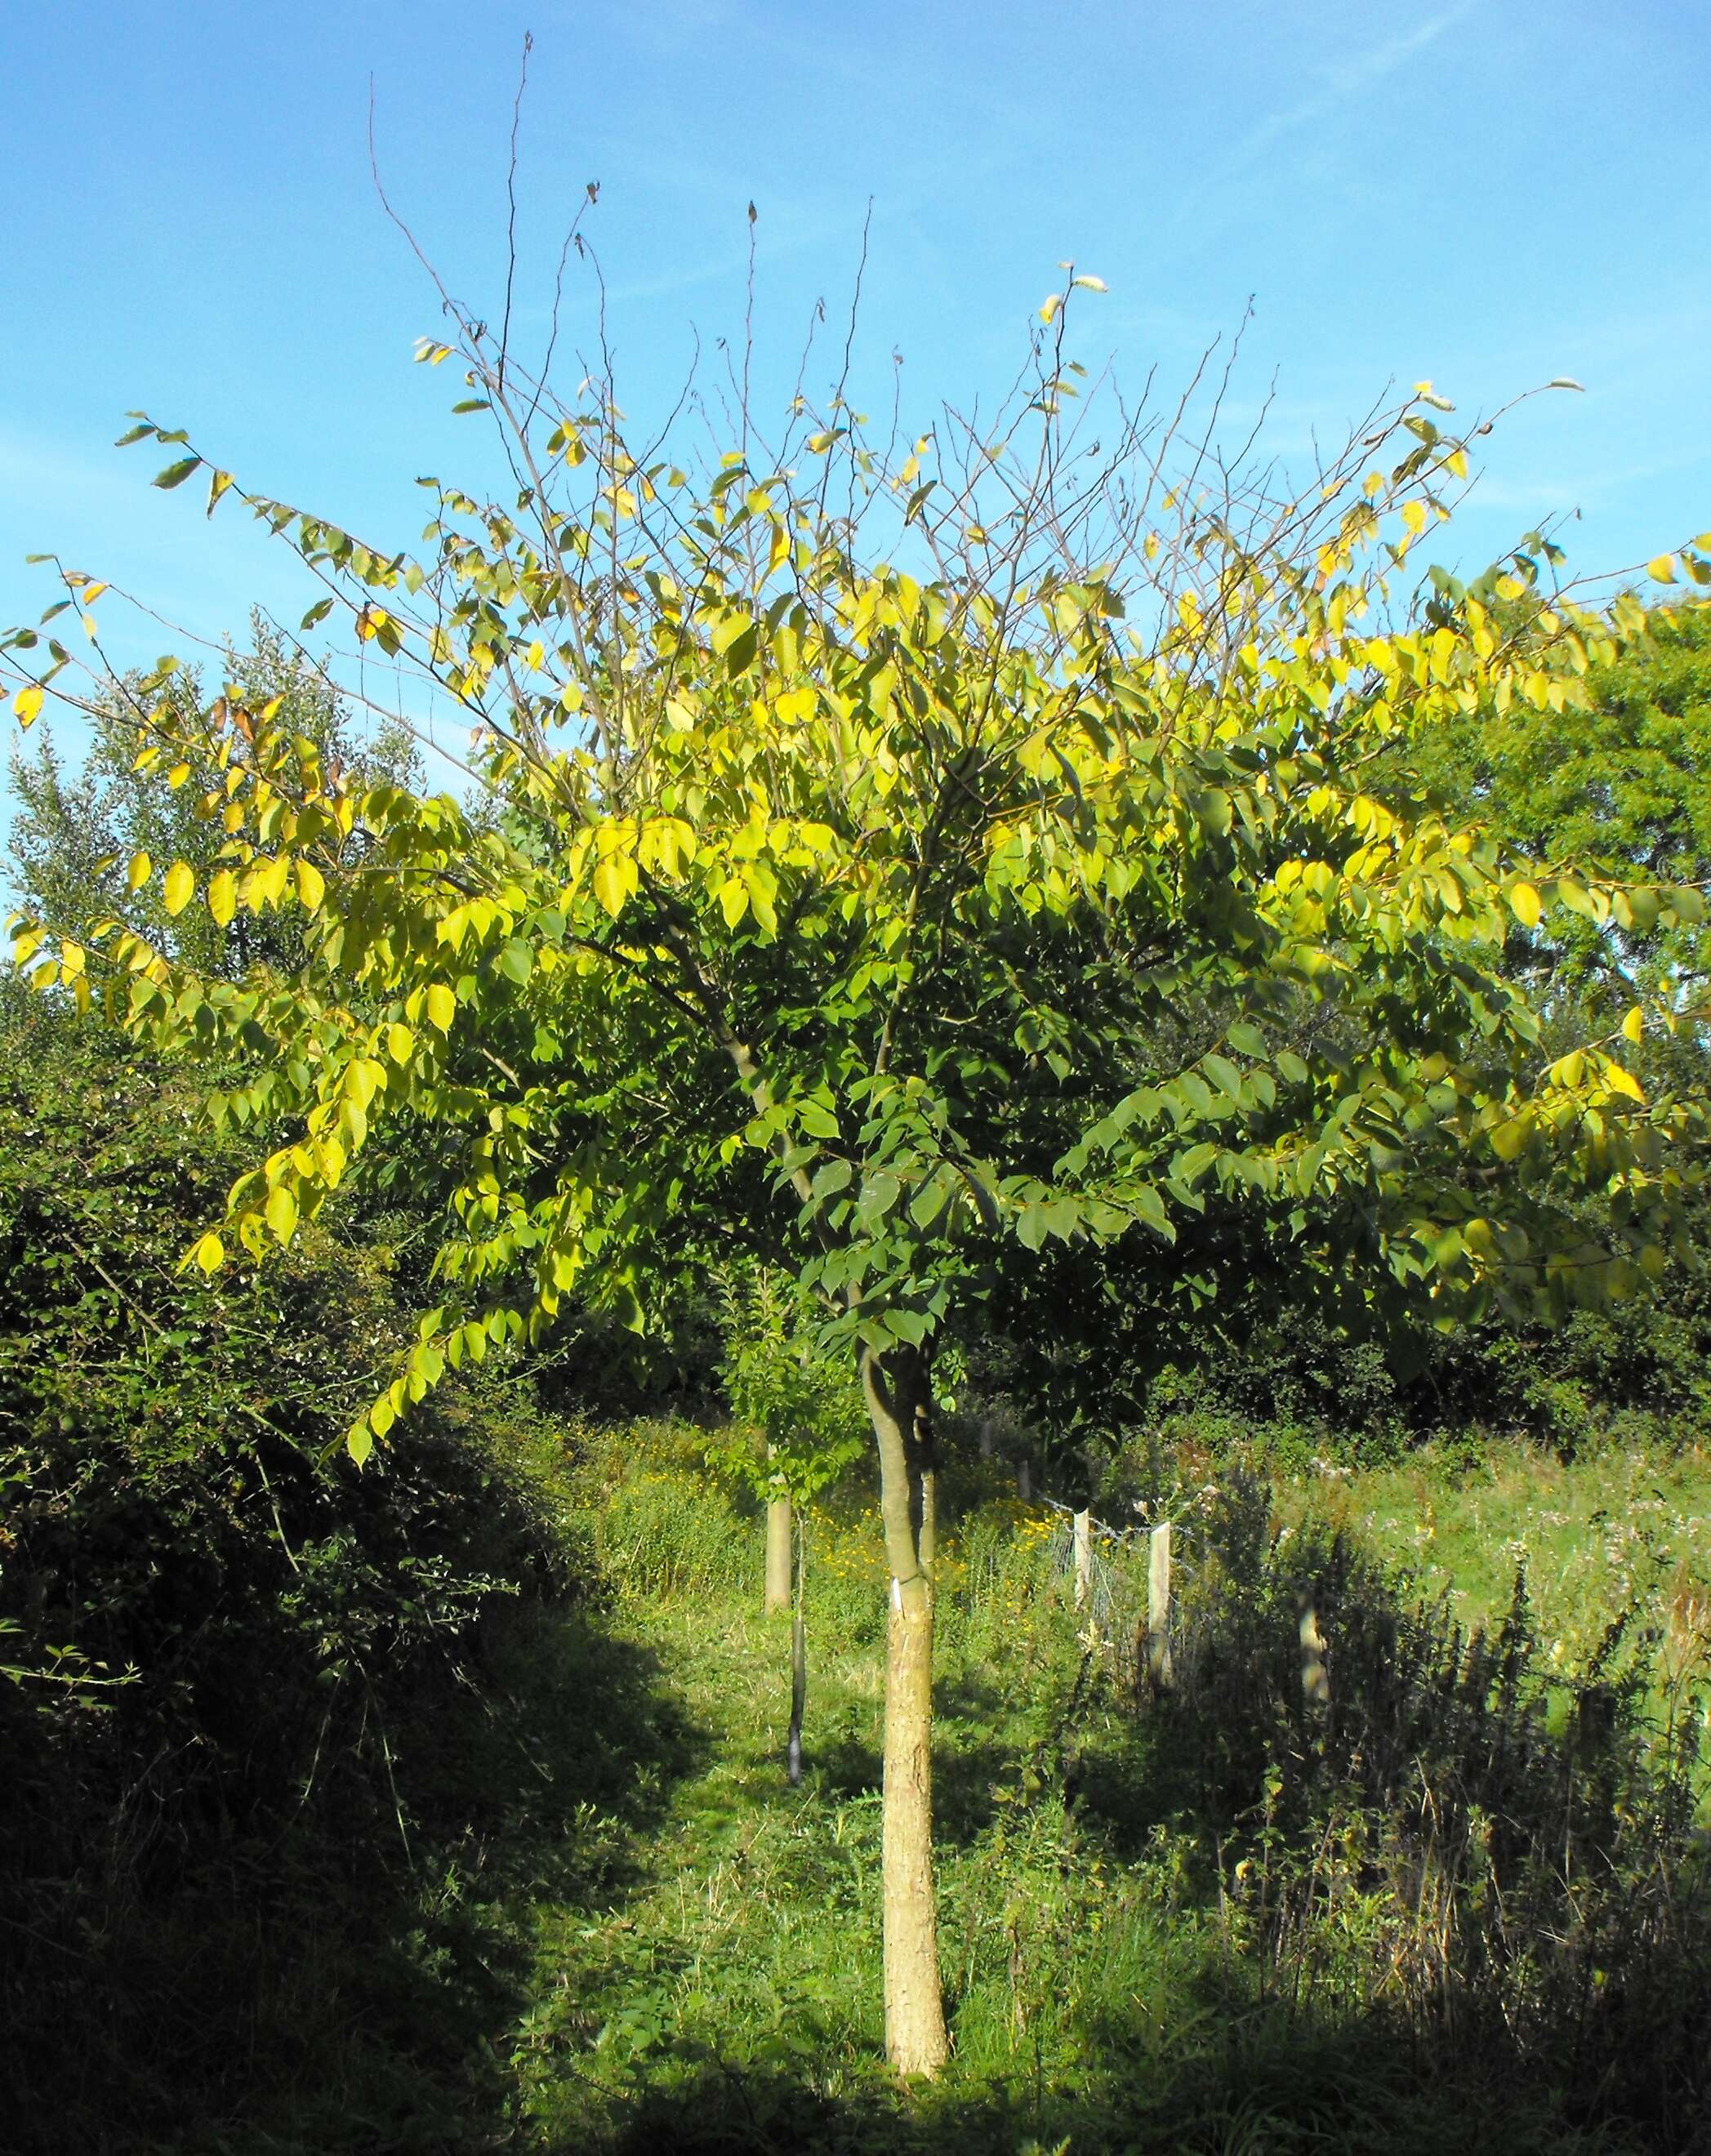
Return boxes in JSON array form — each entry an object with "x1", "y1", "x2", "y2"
[{"x1": 861, "y1": 1344, "x2": 950, "y2": 2078}]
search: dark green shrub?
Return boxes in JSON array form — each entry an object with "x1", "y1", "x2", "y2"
[{"x1": 0, "y1": 1002, "x2": 590, "y2": 2149}]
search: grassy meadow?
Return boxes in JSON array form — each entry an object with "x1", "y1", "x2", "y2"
[{"x1": 33, "y1": 1416, "x2": 1702, "y2": 2156}]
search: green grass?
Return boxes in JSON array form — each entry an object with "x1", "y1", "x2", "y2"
[
  {"x1": 29, "y1": 1424, "x2": 1711, "y2": 2155},
  {"x1": 1294, "y1": 1436, "x2": 1711, "y2": 1708}
]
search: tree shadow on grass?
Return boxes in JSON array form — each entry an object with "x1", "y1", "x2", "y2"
[
  {"x1": 7, "y1": 1597, "x2": 711, "y2": 2156},
  {"x1": 586, "y1": 2002, "x2": 1660, "y2": 2156}
]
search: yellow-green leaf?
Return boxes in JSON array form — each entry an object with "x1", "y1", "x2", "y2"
[
  {"x1": 163, "y1": 862, "x2": 196, "y2": 916},
  {"x1": 1647, "y1": 555, "x2": 1678, "y2": 585},
  {"x1": 192, "y1": 1231, "x2": 225, "y2": 1275},
  {"x1": 1622, "y1": 1004, "x2": 1644, "y2": 1045},
  {"x1": 592, "y1": 849, "x2": 635, "y2": 918},
  {"x1": 265, "y1": 1185, "x2": 298, "y2": 1245},
  {"x1": 1490, "y1": 1115, "x2": 1531, "y2": 1162},
  {"x1": 1508, "y1": 880, "x2": 1541, "y2": 928},
  {"x1": 127, "y1": 850, "x2": 152, "y2": 893},
  {"x1": 426, "y1": 982, "x2": 457, "y2": 1031},
  {"x1": 385, "y1": 1021, "x2": 414, "y2": 1066},
  {"x1": 742, "y1": 861, "x2": 779, "y2": 936},
  {"x1": 207, "y1": 869, "x2": 236, "y2": 927},
  {"x1": 296, "y1": 858, "x2": 325, "y2": 911}
]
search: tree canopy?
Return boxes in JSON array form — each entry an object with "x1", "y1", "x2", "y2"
[{"x1": 7, "y1": 273, "x2": 1709, "y2": 2073}]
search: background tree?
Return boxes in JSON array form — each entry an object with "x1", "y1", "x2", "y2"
[
  {"x1": 6, "y1": 272, "x2": 1707, "y2": 2074},
  {"x1": 1377, "y1": 570, "x2": 1711, "y2": 1009}
]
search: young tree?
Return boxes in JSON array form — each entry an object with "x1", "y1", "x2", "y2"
[
  {"x1": 715, "y1": 1263, "x2": 865, "y2": 1770},
  {"x1": 6, "y1": 275, "x2": 1706, "y2": 2072}
]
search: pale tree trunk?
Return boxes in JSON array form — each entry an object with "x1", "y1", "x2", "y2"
[
  {"x1": 861, "y1": 1344, "x2": 950, "y2": 2079},
  {"x1": 764, "y1": 1475, "x2": 792, "y2": 1615}
]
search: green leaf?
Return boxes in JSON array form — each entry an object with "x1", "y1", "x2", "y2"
[
  {"x1": 1202, "y1": 1054, "x2": 1243, "y2": 1100},
  {"x1": 811, "y1": 1157, "x2": 853, "y2": 1200},
  {"x1": 152, "y1": 456, "x2": 203, "y2": 490}
]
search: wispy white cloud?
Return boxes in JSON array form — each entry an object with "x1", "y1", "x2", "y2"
[{"x1": 1223, "y1": 5, "x2": 1476, "y2": 176}]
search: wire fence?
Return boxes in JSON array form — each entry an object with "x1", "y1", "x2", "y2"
[
  {"x1": 1036, "y1": 1497, "x2": 1197, "y2": 1691},
  {"x1": 1034, "y1": 1489, "x2": 1332, "y2": 1709}
]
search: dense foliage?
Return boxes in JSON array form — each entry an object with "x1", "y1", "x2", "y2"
[{"x1": 0, "y1": 992, "x2": 590, "y2": 2143}]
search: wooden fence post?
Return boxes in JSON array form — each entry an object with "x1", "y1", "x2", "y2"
[
  {"x1": 1072, "y1": 1509, "x2": 1092, "y2": 1609},
  {"x1": 1147, "y1": 1521, "x2": 1174, "y2": 1690},
  {"x1": 1299, "y1": 1599, "x2": 1330, "y2": 1705}
]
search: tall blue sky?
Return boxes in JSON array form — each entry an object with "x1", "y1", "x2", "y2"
[{"x1": 2, "y1": 0, "x2": 1706, "y2": 802}]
